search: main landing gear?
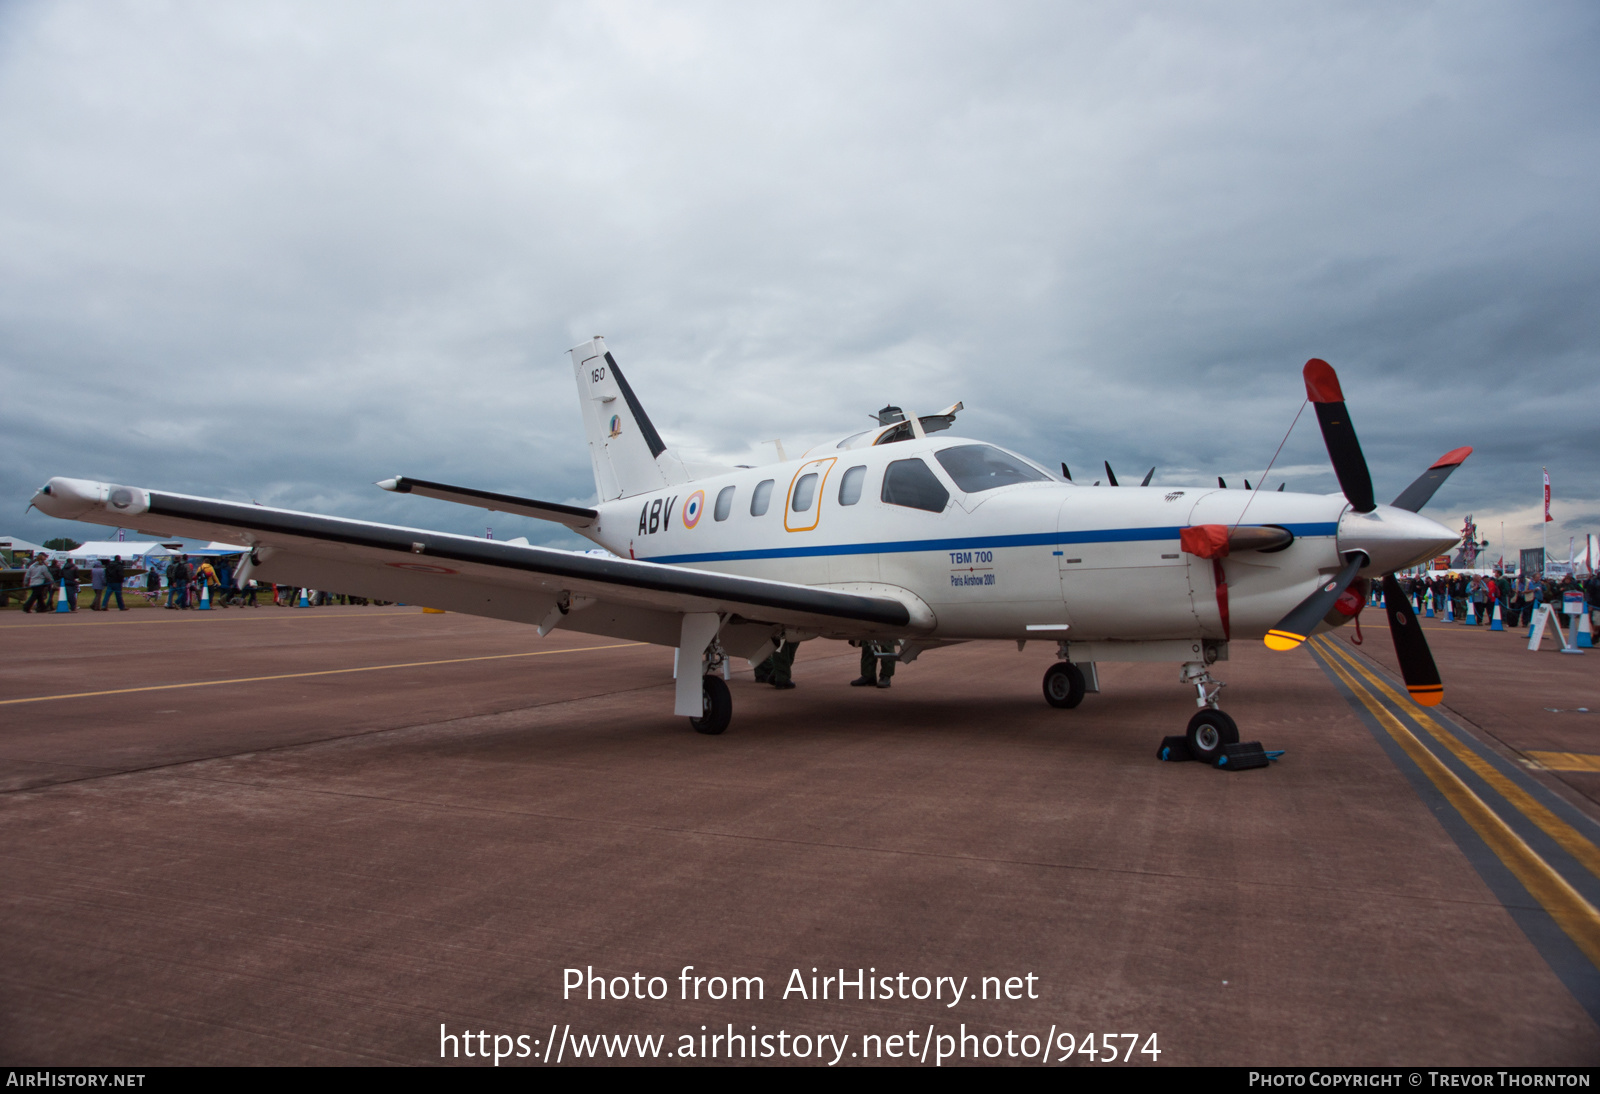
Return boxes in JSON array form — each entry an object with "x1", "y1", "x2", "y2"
[
  {"x1": 691, "y1": 675, "x2": 732, "y2": 735},
  {"x1": 1042, "y1": 661, "x2": 1086, "y2": 708}
]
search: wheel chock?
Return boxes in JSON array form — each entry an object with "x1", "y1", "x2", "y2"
[
  {"x1": 1156, "y1": 735, "x2": 1194, "y2": 762},
  {"x1": 1217, "y1": 741, "x2": 1272, "y2": 770}
]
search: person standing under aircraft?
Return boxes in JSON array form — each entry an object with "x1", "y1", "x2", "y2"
[
  {"x1": 89, "y1": 559, "x2": 106, "y2": 610},
  {"x1": 755, "y1": 640, "x2": 800, "y2": 689},
  {"x1": 850, "y1": 639, "x2": 897, "y2": 689}
]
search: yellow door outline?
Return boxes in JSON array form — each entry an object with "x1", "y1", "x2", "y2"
[{"x1": 785, "y1": 458, "x2": 837, "y2": 532}]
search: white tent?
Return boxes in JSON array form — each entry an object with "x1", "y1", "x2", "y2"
[
  {"x1": 1, "y1": 535, "x2": 47, "y2": 555},
  {"x1": 66, "y1": 541, "x2": 178, "y2": 561}
]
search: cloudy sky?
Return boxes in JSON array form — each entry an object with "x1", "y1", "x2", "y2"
[{"x1": 3, "y1": 1, "x2": 1596, "y2": 562}]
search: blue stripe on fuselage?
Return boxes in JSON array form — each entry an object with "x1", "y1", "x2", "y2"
[{"x1": 638, "y1": 522, "x2": 1340, "y2": 565}]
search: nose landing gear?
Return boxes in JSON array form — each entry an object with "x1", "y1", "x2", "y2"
[{"x1": 1180, "y1": 661, "x2": 1237, "y2": 764}]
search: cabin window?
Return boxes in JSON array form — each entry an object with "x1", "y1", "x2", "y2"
[
  {"x1": 838, "y1": 465, "x2": 867, "y2": 505},
  {"x1": 714, "y1": 485, "x2": 735, "y2": 522},
  {"x1": 750, "y1": 479, "x2": 774, "y2": 516},
  {"x1": 881, "y1": 458, "x2": 949, "y2": 513},
  {"x1": 934, "y1": 444, "x2": 1051, "y2": 493},
  {"x1": 791, "y1": 473, "x2": 818, "y2": 513}
]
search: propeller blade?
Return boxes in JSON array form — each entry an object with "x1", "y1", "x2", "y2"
[
  {"x1": 1218, "y1": 477, "x2": 1228, "y2": 489},
  {"x1": 1141, "y1": 467, "x2": 1155, "y2": 487},
  {"x1": 1390, "y1": 447, "x2": 1473, "y2": 513},
  {"x1": 1265, "y1": 552, "x2": 1367, "y2": 651},
  {"x1": 1303, "y1": 359, "x2": 1375, "y2": 513},
  {"x1": 1382, "y1": 575, "x2": 1443, "y2": 705},
  {"x1": 1060, "y1": 462, "x2": 1072, "y2": 481},
  {"x1": 1104, "y1": 462, "x2": 1119, "y2": 487}
]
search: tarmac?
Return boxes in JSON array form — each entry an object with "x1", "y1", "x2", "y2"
[{"x1": 1, "y1": 602, "x2": 1597, "y2": 1066}]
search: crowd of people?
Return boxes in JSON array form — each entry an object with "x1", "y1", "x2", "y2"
[
  {"x1": 1394, "y1": 570, "x2": 1600, "y2": 628},
  {"x1": 7, "y1": 551, "x2": 382, "y2": 613}
]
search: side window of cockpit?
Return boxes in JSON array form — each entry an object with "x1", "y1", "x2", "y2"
[
  {"x1": 750, "y1": 479, "x2": 775, "y2": 517},
  {"x1": 838, "y1": 465, "x2": 867, "y2": 505},
  {"x1": 714, "y1": 485, "x2": 735, "y2": 521},
  {"x1": 881, "y1": 458, "x2": 949, "y2": 513},
  {"x1": 791, "y1": 473, "x2": 818, "y2": 513}
]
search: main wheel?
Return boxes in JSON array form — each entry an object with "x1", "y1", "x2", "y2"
[
  {"x1": 1042, "y1": 662, "x2": 1086, "y2": 709},
  {"x1": 690, "y1": 675, "x2": 732, "y2": 735},
  {"x1": 1185, "y1": 708, "x2": 1238, "y2": 765}
]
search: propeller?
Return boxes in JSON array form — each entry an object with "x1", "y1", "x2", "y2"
[
  {"x1": 1263, "y1": 359, "x2": 1465, "y2": 707},
  {"x1": 1390, "y1": 447, "x2": 1473, "y2": 512},
  {"x1": 1265, "y1": 552, "x2": 1367, "y2": 651},
  {"x1": 1303, "y1": 358, "x2": 1374, "y2": 512},
  {"x1": 1104, "y1": 462, "x2": 1119, "y2": 487}
]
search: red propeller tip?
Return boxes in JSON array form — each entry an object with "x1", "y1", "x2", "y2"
[
  {"x1": 1302, "y1": 359, "x2": 1344, "y2": 403},
  {"x1": 1429, "y1": 446, "x2": 1473, "y2": 469}
]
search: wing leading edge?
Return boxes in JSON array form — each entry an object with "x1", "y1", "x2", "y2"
[{"x1": 31, "y1": 476, "x2": 915, "y2": 652}]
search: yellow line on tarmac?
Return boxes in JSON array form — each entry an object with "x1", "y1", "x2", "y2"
[
  {"x1": 0, "y1": 642, "x2": 647, "y2": 707},
  {"x1": 1528, "y1": 752, "x2": 1600, "y2": 774},
  {"x1": 1318, "y1": 636, "x2": 1600, "y2": 882},
  {"x1": 1310, "y1": 638, "x2": 1600, "y2": 970},
  {"x1": 0, "y1": 608, "x2": 421, "y2": 629}
]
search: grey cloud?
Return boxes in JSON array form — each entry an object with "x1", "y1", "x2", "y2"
[{"x1": 2, "y1": 1, "x2": 1596, "y2": 559}]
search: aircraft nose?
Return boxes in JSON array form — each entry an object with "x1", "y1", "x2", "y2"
[{"x1": 1337, "y1": 505, "x2": 1460, "y2": 574}]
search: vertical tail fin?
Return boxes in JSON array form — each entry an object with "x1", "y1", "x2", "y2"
[{"x1": 570, "y1": 338, "x2": 690, "y2": 500}]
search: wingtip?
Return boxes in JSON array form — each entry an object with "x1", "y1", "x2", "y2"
[{"x1": 1302, "y1": 358, "x2": 1344, "y2": 403}]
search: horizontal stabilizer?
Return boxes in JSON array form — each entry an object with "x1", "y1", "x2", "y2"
[{"x1": 378, "y1": 476, "x2": 597, "y2": 530}]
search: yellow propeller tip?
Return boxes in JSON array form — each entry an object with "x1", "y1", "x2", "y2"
[
  {"x1": 1408, "y1": 687, "x2": 1444, "y2": 706},
  {"x1": 1264, "y1": 631, "x2": 1305, "y2": 652}
]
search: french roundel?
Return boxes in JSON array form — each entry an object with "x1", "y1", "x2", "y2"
[{"x1": 682, "y1": 490, "x2": 705, "y2": 529}]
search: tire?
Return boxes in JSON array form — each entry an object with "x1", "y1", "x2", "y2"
[
  {"x1": 1042, "y1": 662, "x2": 1086, "y2": 709},
  {"x1": 690, "y1": 675, "x2": 732, "y2": 735},
  {"x1": 1185, "y1": 709, "x2": 1239, "y2": 765}
]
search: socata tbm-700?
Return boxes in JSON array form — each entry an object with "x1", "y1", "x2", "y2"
[{"x1": 34, "y1": 338, "x2": 1466, "y2": 761}]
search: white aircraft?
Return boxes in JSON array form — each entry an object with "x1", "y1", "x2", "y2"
[{"x1": 31, "y1": 339, "x2": 1466, "y2": 762}]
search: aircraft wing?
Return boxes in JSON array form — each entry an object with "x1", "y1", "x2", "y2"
[{"x1": 30, "y1": 477, "x2": 915, "y2": 655}]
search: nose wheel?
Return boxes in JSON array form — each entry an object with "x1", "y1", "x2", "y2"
[
  {"x1": 1042, "y1": 662, "x2": 1087, "y2": 708},
  {"x1": 1185, "y1": 708, "x2": 1239, "y2": 764}
]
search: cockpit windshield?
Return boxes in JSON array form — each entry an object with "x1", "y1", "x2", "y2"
[{"x1": 934, "y1": 444, "x2": 1051, "y2": 493}]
